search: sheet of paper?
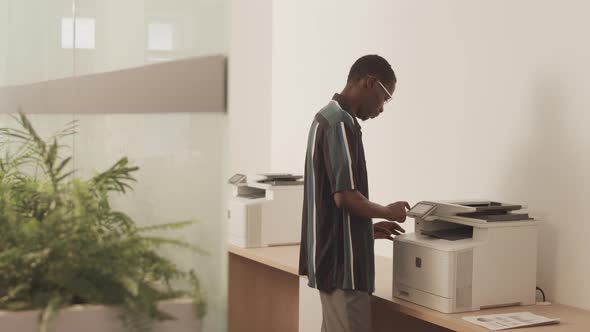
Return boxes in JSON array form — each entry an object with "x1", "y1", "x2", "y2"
[{"x1": 462, "y1": 312, "x2": 560, "y2": 331}]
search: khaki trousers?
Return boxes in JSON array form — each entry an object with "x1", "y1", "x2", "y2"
[{"x1": 319, "y1": 289, "x2": 372, "y2": 332}]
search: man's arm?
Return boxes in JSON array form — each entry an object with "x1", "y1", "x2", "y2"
[{"x1": 334, "y1": 190, "x2": 409, "y2": 222}]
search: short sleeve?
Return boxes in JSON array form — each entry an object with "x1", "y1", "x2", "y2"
[{"x1": 321, "y1": 121, "x2": 356, "y2": 194}]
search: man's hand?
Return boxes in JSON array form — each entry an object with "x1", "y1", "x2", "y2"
[
  {"x1": 384, "y1": 201, "x2": 411, "y2": 222},
  {"x1": 373, "y1": 221, "x2": 405, "y2": 241}
]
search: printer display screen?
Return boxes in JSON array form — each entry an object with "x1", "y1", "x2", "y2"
[{"x1": 408, "y1": 203, "x2": 435, "y2": 217}]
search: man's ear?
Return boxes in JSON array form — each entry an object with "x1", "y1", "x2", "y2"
[{"x1": 364, "y1": 76, "x2": 376, "y2": 89}]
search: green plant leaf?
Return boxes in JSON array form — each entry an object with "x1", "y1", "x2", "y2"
[
  {"x1": 119, "y1": 276, "x2": 140, "y2": 297},
  {"x1": 137, "y1": 220, "x2": 197, "y2": 232},
  {"x1": 38, "y1": 294, "x2": 63, "y2": 332},
  {"x1": 141, "y1": 236, "x2": 209, "y2": 256},
  {"x1": 55, "y1": 156, "x2": 72, "y2": 176}
]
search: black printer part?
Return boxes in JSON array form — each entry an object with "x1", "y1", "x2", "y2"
[{"x1": 421, "y1": 227, "x2": 473, "y2": 241}]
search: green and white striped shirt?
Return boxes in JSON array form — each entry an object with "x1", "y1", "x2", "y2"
[{"x1": 299, "y1": 95, "x2": 375, "y2": 293}]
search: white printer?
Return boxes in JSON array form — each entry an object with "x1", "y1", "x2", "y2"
[
  {"x1": 227, "y1": 173, "x2": 303, "y2": 248},
  {"x1": 393, "y1": 200, "x2": 538, "y2": 313}
]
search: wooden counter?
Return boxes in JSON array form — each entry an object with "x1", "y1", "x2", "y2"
[{"x1": 228, "y1": 244, "x2": 590, "y2": 332}]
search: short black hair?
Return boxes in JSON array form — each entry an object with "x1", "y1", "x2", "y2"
[{"x1": 347, "y1": 55, "x2": 396, "y2": 84}]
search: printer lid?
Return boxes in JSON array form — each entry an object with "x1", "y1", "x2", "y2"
[
  {"x1": 228, "y1": 173, "x2": 303, "y2": 187},
  {"x1": 408, "y1": 200, "x2": 535, "y2": 225},
  {"x1": 256, "y1": 173, "x2": 303, "y2": 186}
]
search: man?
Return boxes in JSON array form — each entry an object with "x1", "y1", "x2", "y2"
[{"x1": 299, "y1": 54, "x2": 409, "y2": 332}]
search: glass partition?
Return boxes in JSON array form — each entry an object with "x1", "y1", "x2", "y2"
[{"x1": 0, "y1": 0, "x2": 228, "y2": 330}]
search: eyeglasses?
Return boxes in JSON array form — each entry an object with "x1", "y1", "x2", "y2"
[{"x1": 376, "y1": 79, "x2": 393, "y2": 104}]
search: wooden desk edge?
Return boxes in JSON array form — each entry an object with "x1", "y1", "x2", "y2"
[
  {"x1": 227, "y1": 244, "x2": 590, "y2": 331},
  {"x1": 227, "y1": 244, "x2": 300, "y2": 275}
]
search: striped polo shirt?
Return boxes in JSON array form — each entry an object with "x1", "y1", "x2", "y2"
[{"x1": 298, "y1": 95, "x2": 374, "y2": 293}]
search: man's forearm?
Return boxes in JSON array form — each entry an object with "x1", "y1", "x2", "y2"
[{"x1": 334, "y1": 190, "x2": 388, "y2": 219}]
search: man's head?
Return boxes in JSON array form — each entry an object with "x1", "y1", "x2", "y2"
[{"x1": 344, "y1": 55, "x2": 396, "y2": 121}]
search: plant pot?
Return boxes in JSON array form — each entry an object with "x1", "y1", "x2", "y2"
[{"x1": 0, "y1": 298, "x2": 201, "y2": 332}]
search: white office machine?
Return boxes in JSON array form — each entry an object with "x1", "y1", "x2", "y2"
[
  {"x1": 393, "y1": 200, "x2": 538, "y2": 313},
  {"x1": 227, "y1": 173, "x2": 303, "y2": 248}
]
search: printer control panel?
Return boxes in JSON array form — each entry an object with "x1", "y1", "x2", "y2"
[{"x1": 407, "y1": 202, "x2": 437, "y2": 218}]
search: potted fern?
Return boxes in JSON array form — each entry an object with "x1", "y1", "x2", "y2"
[{"x1": 0, "y1": 113, "x2": 207, "y2": 332}]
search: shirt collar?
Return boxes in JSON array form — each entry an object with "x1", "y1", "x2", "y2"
[{"x1": 332, "y1": 93, "x2": 361, "y2": 130}]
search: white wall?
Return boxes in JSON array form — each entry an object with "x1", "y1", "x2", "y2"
[
  {"x1": 227, "y1": 0, "x2": 272, "y2": 176},
  {"x1": 270, "y1": 0, "x2": 590, "y2": 310},
  {"x1": 0, "y1": 1, "x2": 7, "y2": 86},
  {"x1": 0, "y1": 0, "x2": 74, "y2": 85},
  {"x1": 0, "y1": 0, "x2": 228, "y2": 84},
  {"x1": 75, "y1": 0, "x2": 228, "y2": 76}
]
